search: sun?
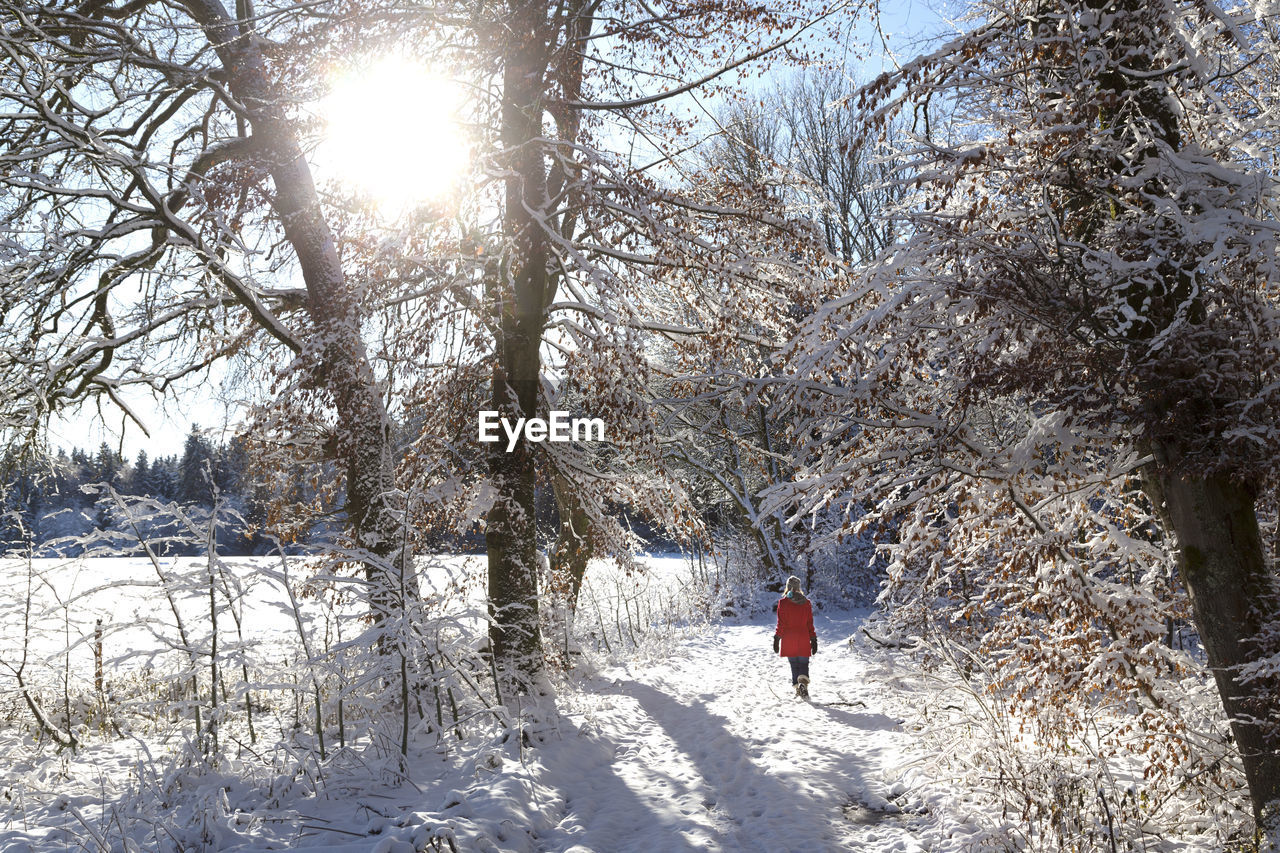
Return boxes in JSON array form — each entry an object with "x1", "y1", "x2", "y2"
[{"x1": 317, "y1": 55, "x2": 471, "y2": 211}]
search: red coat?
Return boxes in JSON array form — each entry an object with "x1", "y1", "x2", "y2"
[{"x1": 775, "y1": 595, "x2": 815, "y2": 657}]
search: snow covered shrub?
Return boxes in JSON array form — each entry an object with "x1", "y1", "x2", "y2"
[
  {"x1": 899, "y1": 632, "x2": 1244, "y2": 852},
  {"x1": 0, "y1": 489, "x2": 531, "y2": 848},
  {"x1": 568, "y1": 553, "x2": 720, "y2": 664},
  {"x1": 819, "y1": 402, "x2": 1253, "y2": 848},
  {"x1": 792, "y1": 502, "x2": 886, "y2": 607},
  {"x1": 698, "y1": 527, "x2": 785, "y2": 617}
]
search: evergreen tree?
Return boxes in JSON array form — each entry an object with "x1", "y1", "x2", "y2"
[
  {"x1": 93, "y1": 442, "x2": 123, "y2": 487},
  {"x1": 215, "y1": 436, "x2": 248, "y2": 496},
  {"x1": 177, "y1": 428, "x2": 215, "y2": 505},
  {"x1": 130, "y1": 450, "x2": 150, "y2": 495},
  {"x1": 149, "y1": 454, "x2": 178, "y2": 501}
]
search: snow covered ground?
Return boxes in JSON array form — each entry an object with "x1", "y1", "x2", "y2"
[
  {"x1": 3, "y1": 553, "x2": 1224, "y2": 852},
  {"x1": 0, "y1": 550, "x2": 971, "y2": 852}
]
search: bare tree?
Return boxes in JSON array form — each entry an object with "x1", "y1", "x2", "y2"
[
  {"x1": 1, "y1": 0, "x2": 868, "y2": 706},
  {"x1": 657, "y1": 69, "x2": 902, "y2": 584},
  {"x1": 0, "y1": 0, "x2": 414, "y2": 618},
  {"x1": 357, "y1": 0, "x2": 859, "y2": 697},
  {"x1": 777, "y1": 69, "x2": 900, "y2": 264}
]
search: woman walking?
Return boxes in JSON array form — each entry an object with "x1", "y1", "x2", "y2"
[{"x1": 773, "y1": 576, "x2": 817, "y2": 698}]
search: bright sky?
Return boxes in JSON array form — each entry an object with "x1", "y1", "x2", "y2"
[
  {"x1": 49, "y1": 368, "x2": 245, "y2": 460},
  {"x1": 312, "y1": 54, "x2": 473, "y2": 215},
  {"x1": 49, "y1": 0, "x2": 952, "y2": 463}
]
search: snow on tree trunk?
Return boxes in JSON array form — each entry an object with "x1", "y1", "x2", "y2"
[{"x1": 484, "y1": 386, "x2": 546, "y2": 696}]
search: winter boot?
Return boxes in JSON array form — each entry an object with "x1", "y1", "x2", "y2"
[{"x1": 796, "y1": 675, "x2": 810, "y2": 700}]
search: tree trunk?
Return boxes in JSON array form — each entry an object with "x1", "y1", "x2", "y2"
[
  {"x1": 535, "y1": 473, "x2": 594, "y2": 662},
  {"x1": 485, "y1": 373, "x2": 545, "y2": 694},
  {"x1": 486, "y1": 0, "x2": 552, "y2": 695},
  {"x1": 1144, "y1": 452, "x2": 1280, "y2": 832},
  {"x1": 178, "y1": 0, "x2": 415, "y2": 618},
  {"x1": 551, "y1": 472, "x2": 594, "y2": 611},
  {"x1": 1069, "y1": 0, "x2": 1279, "y2": 828}
]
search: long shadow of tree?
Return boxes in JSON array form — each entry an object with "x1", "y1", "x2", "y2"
[
  {"x1": 533, "y1": 707, "x2": 714, "y2": 852},
  {"x1": 598, "y1": 679, "x2": 878, "y2": 850}
]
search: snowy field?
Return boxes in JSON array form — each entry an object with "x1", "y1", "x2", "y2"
[
  {"x1": 0, "y1": 554, "x2": 1226, "y2": 852},
  {"x1": 1, "y1": 553, "x2": 490, "y2": 685},
  {"x1": 0, "y1": 553, "x2": 707, "y2": 689}
]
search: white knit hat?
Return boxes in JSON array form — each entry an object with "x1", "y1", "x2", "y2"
[{"x1": 785, "y1": 576, "x2": 803, "y2": 595}]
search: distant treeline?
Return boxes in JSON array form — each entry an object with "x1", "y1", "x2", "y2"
[
  {"x1": 1, "y1": 428, "x2": 695, "y2": 560},
  {"x1": 0, "y1": 428, "x2": 301, "y2": 556}
]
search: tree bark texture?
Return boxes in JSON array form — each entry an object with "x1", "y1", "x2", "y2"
[
  {"x1": 486, "y1": 0, "x2": 553, "y2": 693},
  {"x1": 551, "y1": 472, "x2": 595, "y2": 612},
  {"x1": 1144, "y1": 456, "x2": 1280, "y2": 832}
]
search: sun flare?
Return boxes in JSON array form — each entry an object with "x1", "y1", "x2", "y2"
[{"x1": 317, "y1": 55, "x2": 471, "y2": 211}]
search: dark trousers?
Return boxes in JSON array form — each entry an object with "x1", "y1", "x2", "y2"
[{"x1": 787, "y1": 656, "x2": 810, "y2": 684}]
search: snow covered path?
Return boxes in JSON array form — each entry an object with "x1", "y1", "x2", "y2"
[
  {"x1": 537, "y1": 610, "x2": 929, "y2": 852},
  {"x1": 1, "y1": 605, "x2": 943, "y2": 853}
]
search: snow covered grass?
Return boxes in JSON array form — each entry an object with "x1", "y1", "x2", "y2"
[
  {"x1": 0, "y1": 549, "x2": 743, "y2": 851},
  {"x1": 566, "y1": 551, "x2": 730, "y2": 664},
  {"x1": 0, "y1": 549, "x2": 1262, "y2": 852},
  {"x1": 0, "y1": 549, "x2": 478, "y2": 850}
]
